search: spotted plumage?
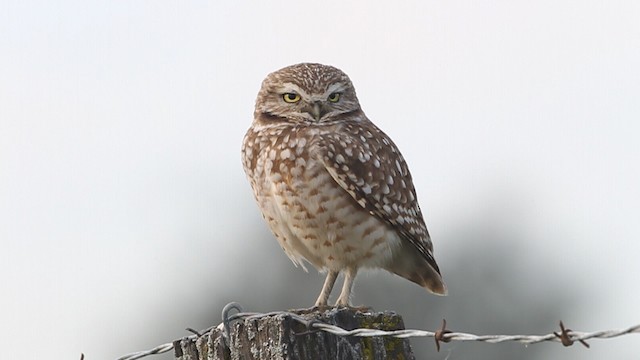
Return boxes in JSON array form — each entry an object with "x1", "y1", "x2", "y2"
[{"x1": 242, "y1": 63, "x2": 446, "y2": 307}]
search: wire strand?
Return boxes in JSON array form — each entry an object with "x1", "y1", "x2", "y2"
[{"x1": 114, "y1": 303, "x2": 640, "y2": 360}]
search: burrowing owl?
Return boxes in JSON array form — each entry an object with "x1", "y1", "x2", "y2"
[{"x1": 242, "y1": 63, "x2": 446, "y2": 307}]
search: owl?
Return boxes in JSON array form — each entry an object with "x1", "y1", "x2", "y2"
[{"x1": 241, "y1": 63, "x2": 446, "y2": 307}]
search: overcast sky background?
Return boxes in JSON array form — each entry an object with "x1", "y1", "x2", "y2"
[{"x1": 1, "y1": 1, "x2": 639, "y2": 359}]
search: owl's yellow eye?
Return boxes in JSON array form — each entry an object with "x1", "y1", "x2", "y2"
[
  {"x1": 328, "y1": 92, "x2": 341, "y2": 103},
  {"x1": 283, "y1": 93, "x2": 301, "y2": 103}
]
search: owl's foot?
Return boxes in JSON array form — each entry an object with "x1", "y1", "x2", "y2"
[{"x1": 290, "y1": 304, "x2": 371, "y2": 315}]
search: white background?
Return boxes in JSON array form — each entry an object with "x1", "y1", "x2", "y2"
[{"x1": 1, "y1": 1, "x2": 639, "y2": 359}]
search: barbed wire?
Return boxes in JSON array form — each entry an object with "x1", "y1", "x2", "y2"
[{"x1": 115, "y1": 302, "x2": 640, "y2": 360}]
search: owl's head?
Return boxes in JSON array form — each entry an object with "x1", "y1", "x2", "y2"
[{"x1": 255, "y1": 63, "x2": 361, "y2": 124}]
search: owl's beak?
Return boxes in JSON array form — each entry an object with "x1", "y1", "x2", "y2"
[{"x1": 309, "y1": 101, "x2": 327, "y2": 121}]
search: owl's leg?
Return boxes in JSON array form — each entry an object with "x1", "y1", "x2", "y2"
[
  {"x1": 314, "y1": 270, "x2": 338, "y2": 307},
  {"x1": 335, "y1": 267, "x2": 358, "y2": 307}
]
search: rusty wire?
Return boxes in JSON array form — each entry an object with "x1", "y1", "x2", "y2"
[{"x1": 113, "y1": 302, "x2": 640, "y2": 360}]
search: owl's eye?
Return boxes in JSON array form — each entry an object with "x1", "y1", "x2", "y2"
[
  {"x1": 283, "y1": 93, "x2": 301, "y2": 103},
  {"x1": 328, "y1": 92, "x2": 341, "y2": 103}
]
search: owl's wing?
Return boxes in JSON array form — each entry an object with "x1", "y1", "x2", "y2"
[{"x1": 318, "y1": 121, "x2": 444, "y2": 282}]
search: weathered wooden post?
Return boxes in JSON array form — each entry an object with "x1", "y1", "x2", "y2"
[{"x1": 174, "y1": 307, "x2": 415, "y2": 360}]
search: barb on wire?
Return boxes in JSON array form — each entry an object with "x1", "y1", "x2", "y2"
[
  {"x1": 114, "y1": 302, "x2": 640, "y2": 360},
  {"x1": 185, "y1": 328, "x2": 201, "y2": 337},
  {"x1": 434, "y1": 319, "x2": 452, "y2": 351},
  {"x1": 554, "y1": 321, "x2": 590, "y2": 348}
]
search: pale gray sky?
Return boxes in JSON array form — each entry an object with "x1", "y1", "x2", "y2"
[{"x1": 1, "y1": 1, "x2": 639, "y2": 359}]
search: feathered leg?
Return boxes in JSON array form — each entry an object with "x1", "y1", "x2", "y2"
[
  {"x1": 314, "y1": 270, "x2": 338, "y2": 307},
  {"x1": 335, "y1": 267, "x2": 357, "y2": 307}
]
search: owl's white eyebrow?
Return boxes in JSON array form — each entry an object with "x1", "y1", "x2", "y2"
[
  {"x1": 279, "y1": 83, "x2": 308, "y2": 97},
  {"x1": 325, "y1": 83, "x2": 346, "y2": 95}
]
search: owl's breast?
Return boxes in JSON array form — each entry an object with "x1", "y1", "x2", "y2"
[{"x1": 242, "y1": 125, "x2": 400, "y2": 270}]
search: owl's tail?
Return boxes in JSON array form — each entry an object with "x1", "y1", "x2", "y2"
[{"x1": 385, "y1": 244, "x2": 447, "y2": 295}]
